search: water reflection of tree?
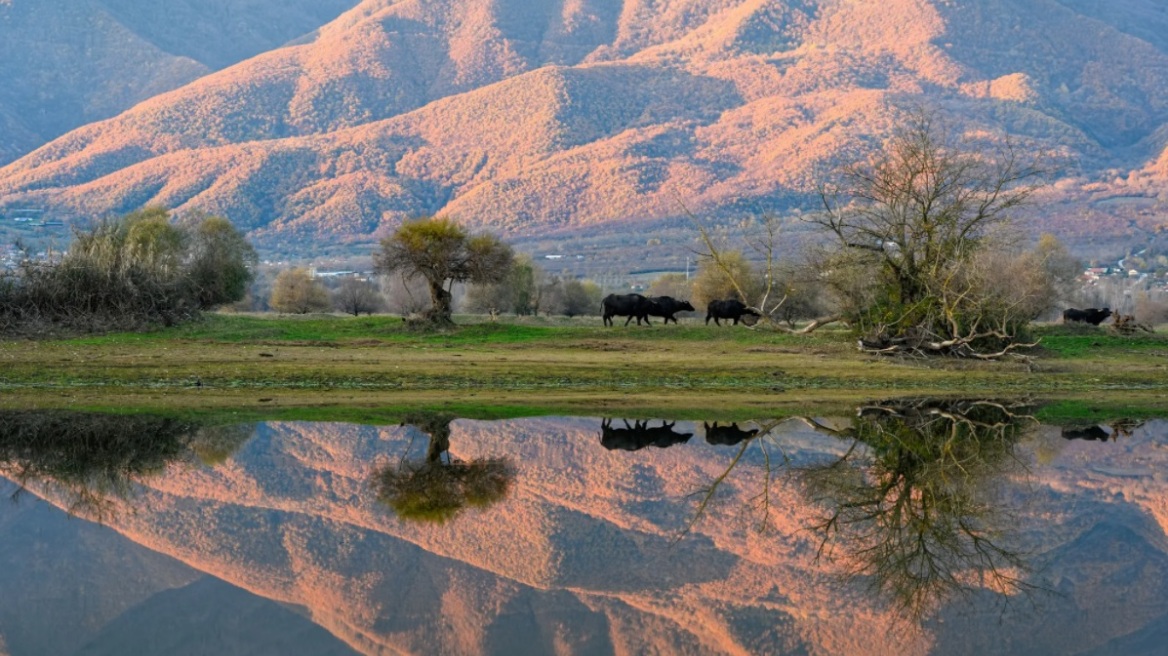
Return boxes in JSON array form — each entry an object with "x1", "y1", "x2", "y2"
[
  {"x1": 374, "y1": 412, "x2": 514, "y2": 524},
  {"x1": 0, "y1": 411, "x2": 251, "y2": 520},
  {"x1": 798, "y1": 399, "x2": 1039, "y2": 620}
]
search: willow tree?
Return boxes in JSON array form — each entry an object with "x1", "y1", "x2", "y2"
[{"x1": 374, "y1": 217, "x2": 513, "y2": 325}]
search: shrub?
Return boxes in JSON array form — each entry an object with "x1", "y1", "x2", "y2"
[{"x1": 0, "y1": 208, "x2": 255, "y2": 335}]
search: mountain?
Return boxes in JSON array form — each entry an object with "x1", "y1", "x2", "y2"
[
  {"x1": 2, "y1": 0, "x2": 1167, "y2": 252},
  {"x1": 0, "y1": 0, "x2": 359, "y2": 164},
  {"x1": 15, "y1": 419, "x2": 919, "y2": 655}
]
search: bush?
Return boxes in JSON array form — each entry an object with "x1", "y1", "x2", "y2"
[
  {"x1": 0, "y1": 208, "x2": 256, "y2": 335},
  {"x1": 269, "y1": 268, "x2": 330, "y2": 314}
]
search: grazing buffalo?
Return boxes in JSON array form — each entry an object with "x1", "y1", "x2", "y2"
[
  {"x1": 1063, "y1": 307, "x2": 1112, "y2": 325},
  {"x1": 705, "y1": 299, "x2": 760, "y2": 326},
  {"x1": 600, "y1": 419, "x2": 693, "y2": 451},
  {"x1": 703, "y1": 421, "x2": 759, "y2": 446},
  {"x1": 1061, "y1": 425, "x2": 1112, "y2": 442},
  {"x1": 647, "y1": 296, "x2": 696, "y2": 324},
  {"x1": 602, "y1": 293, "x2": 657, "y2": 327}
]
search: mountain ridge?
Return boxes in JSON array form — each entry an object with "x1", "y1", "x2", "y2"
[
  {"x1": 2, "y1": 0, "x2": 1167, "y2": 251},
  {"x1": 0, "y1": 0, "x2": 361, "y2": 165}
]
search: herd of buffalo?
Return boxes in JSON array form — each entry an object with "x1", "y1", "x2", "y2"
[
  {"x1": 1062, "y1": 307, "x2": 1112, "y2": 325},
  {"x1": 601, "y1": 293, "x2": 759, "y2": 327},
  {"x1": 604, "y1": 295, "x2": 1120, "y2": 329}
]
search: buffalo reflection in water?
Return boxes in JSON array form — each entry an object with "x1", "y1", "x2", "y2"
[
  {"x1": 1061, "y1": 418, "x2": 1144, "y2": 442},
  {"x1": 703, "y1": 421, "x2": 760, "y2": 446},
  {"x1": 0, "y1": 410, "x2": 252, "y2": 520},
  {"x1": 374, "y1": 412, "x2": 515, "y2": 524},
  {"x1": 797, "y1": 398, "x2": 1040, "y2": 620},
  {"x1": 600, "y1": 419, "x2": 693, "y2": 451}
]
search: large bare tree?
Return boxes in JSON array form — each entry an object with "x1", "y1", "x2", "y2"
[
  {"x1": 813, "y1": 110, "x2": 1044, "y2": 357},
  {"x1": 374, "y1": 217, "x2": 513, "y2": 325}
]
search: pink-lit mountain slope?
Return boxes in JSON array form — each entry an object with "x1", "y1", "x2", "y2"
[
  {"x1": 0, "y1": 0, "x2": 359, "y2": 164},
  {"x1": 2, "y1": 0, "x2": 1167, "y2": 249}
]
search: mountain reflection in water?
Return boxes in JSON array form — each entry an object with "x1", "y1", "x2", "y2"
[{"x1": 0, "y1": 407, "x2": 1166, "y2": 655}]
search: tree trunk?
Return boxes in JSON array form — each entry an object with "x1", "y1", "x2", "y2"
[{"x1": 425, "y1": 279, "x2": 454, "y2": 325}]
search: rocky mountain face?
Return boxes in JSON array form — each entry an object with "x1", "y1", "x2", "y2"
[
  {"x1": 13, "y1": 417, "x2": 1168, "y2": 655},
  {"x1": 0, "y1": 0, "x2": 359, "y2": 164},
  {"x1": 1, "y1": 0, "x2": 1167, "y2": 250}
]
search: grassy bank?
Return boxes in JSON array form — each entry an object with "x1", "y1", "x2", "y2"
[{"x1": 2, "y1": 314, "x2": 1167, "y2": 419}]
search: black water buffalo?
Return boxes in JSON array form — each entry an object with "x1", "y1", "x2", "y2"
[
  {"x1": 602, "y1": 293, "x2": 657, "y2": 326},
  {"x1": 600, "y1": 419, "x2": 693, "y2": 451},
  {"x1": 1063, "y1": 307, "x2": 1112, "y2": 325},
  {"x1": 703, "y1": 421, "x2": 759, "y2": 446},
  {"x1": 705, "y1": 299, "x2": 760, "y2": 326},
  {"x1": 1061, "y1": 425, "x2": 1112, "y2": 441},
  {"x1": 646, "y1": 296, "x2": 696, "y2": 324}
]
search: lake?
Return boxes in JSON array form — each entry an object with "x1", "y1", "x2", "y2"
[{"x1": 1, "y1": 402, "x2": 1166, "y2": 655}]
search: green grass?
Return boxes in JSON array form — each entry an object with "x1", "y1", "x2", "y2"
[
  {"x1": 5, "y1": 313, "x2": 1168, "y2": 421},
  {"x1": 1034, "y1": 328, "x2": 1168, "y2": 358},
  {"x1": 61, "y1": 313, "x2": 840, "y2": 347}
]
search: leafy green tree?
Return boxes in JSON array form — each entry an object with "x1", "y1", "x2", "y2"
[
  {"x1": 181, "y1": 212, "x2": 258, "y2": 309},
  {"x1": 0, "y1": 206, "x2": 256, "y2": 334},
  {"x1": 374, "y1": 217, "x2": 513, "y2": 325},
  {"x1": 0, "y1": 410, "x2": 202, "y2": 520}
]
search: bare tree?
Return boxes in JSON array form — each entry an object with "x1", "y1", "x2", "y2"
[
  {"x1": 812, "y1": 110, "x2": 1044, "y2": 357},
  {"x1": 380, "y1": 272, "x2": 431, "y2": 317},
  {"x1": 374, "y1": 217, "x2": 513, "y2": 325},
  {"x1": 691, "y1": 214, "x2": 840, "y2": 332},
  {"x1": 690, "y1": 248, "x2": 757, "y2": 310},
  {"x1": 647, "y1": 273, "x2": 692, "y2": 300},
  {"x1": 558, "y1": 279, "x2": 603, "y2": 317},
  {"x1": 331, "y1": 277, "x2": 383, "y2": 316},
  {"x1": 465, "y1": 254, "x2": 541, "y2": 316}
]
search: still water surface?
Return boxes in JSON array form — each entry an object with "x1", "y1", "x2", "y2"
[{"x1": 1, "y1": 403, "x2": 1167, "y2": 655}]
